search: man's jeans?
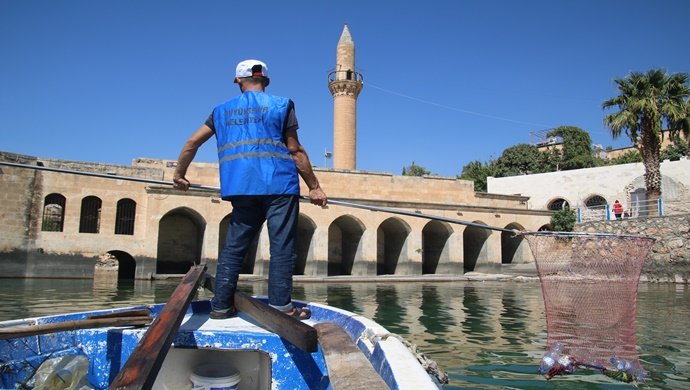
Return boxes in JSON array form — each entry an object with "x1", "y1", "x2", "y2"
[{"x1": 212, "y1": 195, "x2": 299, "y2": 312}]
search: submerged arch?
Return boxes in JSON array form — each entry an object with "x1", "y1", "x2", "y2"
[
  {"x1": 157, "y1": 207, "x2": 206, "y2": 274},
  {"x1": 463, "y1": 221, "x2": 491, "y2": 272},
  {"x1": 501, "y1": 223, "x2": 528, "y2": 264},
  {"x1": 296, "y1": 214, "x2": 317, "y2": 276},
  {"x1": 108, "y1": 250, "x2": 136, "y2": 279},
  {"x1": 376, "y1": 217, "x2": 411, "y2": 275},
  {"x1": 328, "y1": 215, "x2": 365, "y2": 276},
  {"x1": 422, "y1": 220, "x2": 452, "y2": 274}
]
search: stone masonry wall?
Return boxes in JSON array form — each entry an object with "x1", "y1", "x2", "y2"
[
  {"x1": 577, "y1": 214, "x2": 690, "y2": 283},
  {"x1": 1, "y1": 151, "x2": 552, "y2": 279}
]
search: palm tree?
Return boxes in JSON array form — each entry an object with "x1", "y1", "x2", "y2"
[{"x1": 602, "y1": 69, "x2": 690, "y2": 211}]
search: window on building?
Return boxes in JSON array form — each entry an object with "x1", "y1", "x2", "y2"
[
  {"x1": 115, "y1": 198, "x2": 136, "y2": 235},
  {"x1": 547, "y1": 198, "x2": 569, "y2": 211},
  {"x1": 79, "y1": 196, "x2": 102, "y2": 233},
  {"x1": 42, "y1": 193, "x2": 66, "y2": 232},
  {"x1": 585, "y1": 195, "x2": 607, "y2": 207}
]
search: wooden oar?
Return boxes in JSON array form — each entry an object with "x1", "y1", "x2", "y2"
[
  {"x1": 0, "y1": 310, "x2": 152, "y2": 340},
  {"x1": 203, "y1": 273, "x2": 318, "y2": 353},
  {"x1": 87, "y1": 309, "x2": 152, "y2": 320},
  {"x1": 109, "y1": 264, "x2": 206, "y2": 390}
]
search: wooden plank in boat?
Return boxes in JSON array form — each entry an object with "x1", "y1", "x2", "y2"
[
  {"x1": 0, "y1": 313, "x2": 151, "y2": 340},
  {"x1": 203, "y1": 273, "x2": 318, "y2": 353},
  {"x1": 314, "y1": 322, "x2": 389, "y2": 389},
  {"x1": 234, "y1": 290, "x2": 318, "y2": 353},
  {"x1": 109, "y1": 264, "x2": 206, "y2": 390}
]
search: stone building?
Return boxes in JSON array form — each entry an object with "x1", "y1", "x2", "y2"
[
  {"x1": 0, "y1": 152, "x2": 551, "y2": 279},
  {"x1": 487, "y1": 158, "x2": 690, "y2": 219},
  {"x1": 0, "y1": 25, "x2": 552, "y2": 280}
]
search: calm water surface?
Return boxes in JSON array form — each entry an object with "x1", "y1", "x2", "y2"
[{"x1": 0, "y1": 278, "x2": 687, "y2": 389}]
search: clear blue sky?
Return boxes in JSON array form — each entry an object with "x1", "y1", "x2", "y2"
[{"x1": 2, "y1": 1, "x2": 689, "y2": 177}]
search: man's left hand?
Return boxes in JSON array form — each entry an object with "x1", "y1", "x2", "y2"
[{"x1": 309, "y1": 187, "x2": 327, "y2": 207}]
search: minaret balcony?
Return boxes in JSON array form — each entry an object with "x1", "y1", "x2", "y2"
[{"x1": 328, "y1": 69, "x2": 364, "y2": 83}]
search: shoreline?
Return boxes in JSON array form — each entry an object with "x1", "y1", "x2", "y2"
[{"x1": 1, "y1": 273, "x2": 686, "y2": 284}]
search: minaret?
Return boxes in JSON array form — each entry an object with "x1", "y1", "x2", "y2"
[{"x1": 328, "y1": 24, "x2": 363, "y2": 170}]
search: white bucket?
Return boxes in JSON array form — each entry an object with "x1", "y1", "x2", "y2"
[{"x1": 189, "y1": 363, "x2": 241, "y2": 390}]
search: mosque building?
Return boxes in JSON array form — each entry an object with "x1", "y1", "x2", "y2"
[{"x1": 0, "y1": 26, "x2": 551, "y2": 280}]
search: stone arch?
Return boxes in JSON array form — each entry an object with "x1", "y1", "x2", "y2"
[
  {"x1": 376, "y1": 217, "x2": 411, "y2": 275},
  {"x1": 463, "y1": 221, "x2": 491, "y2": 272},
  {"x1": 328, "y1": 215, "x2": 365, "y2": 276},
  {"x1": 108, "y1": 250, "x2": 136, "y2": 279},
  {"x1": 581, "y1": 194, "x2": 607, "y2": 221},
  {"x1": 157, "y1": 207, "x2": 206, "y2": 274},
  {"x1": 630, "y1": 174, "x2": 687, "y2": 201},
  {"x1": 218, "y1": 213, "x2": 260, "y2": 274},
  {"x1": 295, "y1": 214, "x2": 317, "y2": 276},
  {"x1": 501, "y1": 223, "x2": 529, "y2": 264},
  {"x1": 422, "y1": 220, "x2": 452, "y2": 274},
  {"x1": 584, "y1": 194, "x2": 607, "y2": 207},
  {"x1": 546, "y1": 197, "x2": 570, "y2": 211},
  {"x1": 629, "y1": 174, "x2": 687, "y2": 216}
]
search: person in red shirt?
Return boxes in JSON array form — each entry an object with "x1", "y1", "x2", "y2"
[{"x1": 613, "y1": 200, "x2": 623, "y2": 220}]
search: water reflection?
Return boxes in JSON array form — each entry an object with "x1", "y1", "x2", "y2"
[
  {"x1": 0, "y1": 280, "x2": 688, "y2": 389},
  {"x1": 372, "y1": 285, "x2": 407, "y2": 335},
  {"x1": 462, "y1": 285, "x2": 495, "y2": 344},
  {"x1": 419, "y1": 285, "x2": 455, "y2": 345},
  {"x1": 499, "y1": 288, "x2": 531, "y2": 346},
  {"x1": 324, "y1": 284, "x2": 357, "y2": 313}
]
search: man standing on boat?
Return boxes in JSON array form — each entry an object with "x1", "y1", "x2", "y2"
[{"x1": 173, "y1": 59, "x2": 327, "y2": 320}]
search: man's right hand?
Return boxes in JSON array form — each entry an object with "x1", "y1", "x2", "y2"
[
  {"x1": 309, "y1": 187, "x2": 327, "y2": 207},
  {"x1": 173, "y1": 175, "x2": 190, "y2": 191}
]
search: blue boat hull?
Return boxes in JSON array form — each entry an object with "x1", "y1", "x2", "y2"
[{"x1": 1, "y1": 299, "x2": 441, "y2": 389}]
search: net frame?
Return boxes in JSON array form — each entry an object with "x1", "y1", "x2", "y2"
[{"x1": 523, "y1": 231, "x2": 654, "y2": 381}]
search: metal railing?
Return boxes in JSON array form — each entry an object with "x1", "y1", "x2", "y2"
[
  {"x1": 577, "y1": 198, "x2": 690, "y2": 222},
  {"x1": 328, "y1": 69, "x2": 364, "y2": 83}
]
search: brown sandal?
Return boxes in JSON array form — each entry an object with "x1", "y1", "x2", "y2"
[{"x1": 284, "y1": 306, "x2": 311, "y2": 320}]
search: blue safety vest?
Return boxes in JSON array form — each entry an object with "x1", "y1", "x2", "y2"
[{"x1": 213, "y1": 91, "x2": 299, "y2": 198}]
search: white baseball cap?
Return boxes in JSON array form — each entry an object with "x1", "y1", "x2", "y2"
[{"x1": 235, "y1": 59, "x2": 269, "y2": 79}]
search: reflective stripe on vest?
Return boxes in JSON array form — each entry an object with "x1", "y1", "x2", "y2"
[{"x1": 219, "y1": 151, "x2": 294, "y2": 164}]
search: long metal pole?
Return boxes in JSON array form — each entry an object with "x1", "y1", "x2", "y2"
[
  {"x1": 0, "y1": 160, "x2": 218, "y2": 190},
  {"x1": 0, "y1": 160, "x2": 517, "y2": 233},
  {"x1": 319, "y1": 197, "x2": 516, "y2": 233}
]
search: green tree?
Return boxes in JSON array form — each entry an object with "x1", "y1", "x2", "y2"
[
  {"x1": 660, "y1": 135, "x2": 690, "y2": 161},
  {"x1": 546, "y1": 126, "x2": 596, "y2": 170},
  {"x1": 494, "y1": 144, "x2": 544, "y2": 177},
  {"x1": 540, "y1": 148, "x2": 562, "y2": 172},
  {"x1": 607, "y1": 150, "x2": 642, "y2": 165},
  {"x1": 550, "y1": 207, "x2": 576, "y2": 232},
  {"x1": 603, "y1": 69, "x2": 690, "y2": 203},
  {"x1": 459, "y1": 160, "x2": 498, "y2": 192},
  {"x1": 402, "y1": 161, "x2": 431, "y2": 176}
]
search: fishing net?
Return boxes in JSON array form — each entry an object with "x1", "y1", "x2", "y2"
[{"x1": 523, "y1": 232, "x2": 654, "y2": 383}]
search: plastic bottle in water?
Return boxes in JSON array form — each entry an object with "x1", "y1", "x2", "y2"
[
  {"x1": 606, "y1": 356, "x2": 648, "y2": 383},
  {"x1": 557, "y1": 355, "x2": 576, "y2": 374},
  {"x1": 610, "y1": 356, "x2": 633, "y2": 372},
  {"x1": 539, "y1": 343, "x2": 563, "y2": 374}
]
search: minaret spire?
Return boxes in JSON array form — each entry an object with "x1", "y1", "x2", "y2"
[
  {"x1": 338, "y1": 24, "x2": 354, "y2": 46},
  {"x1": 328, "y1": 24, "x2": 363, "y2": 170}
]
